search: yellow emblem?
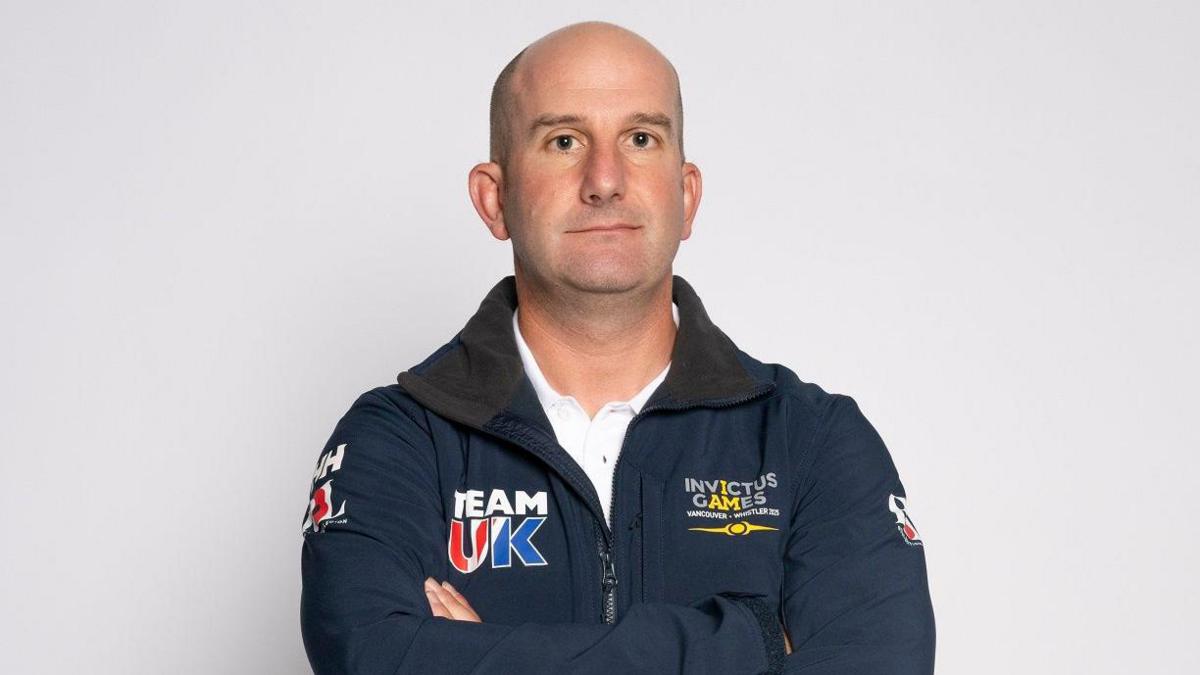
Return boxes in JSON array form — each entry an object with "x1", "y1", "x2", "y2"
[{"x1": 687, "y1": 521, "x2": 778, "y2": 536}]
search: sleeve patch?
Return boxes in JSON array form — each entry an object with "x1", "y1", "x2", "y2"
[
  {"x1": 888, "y1": 494, "x2": 923, "y2": 546},
  {"x1": 302, "y1": 443, "x2": 350, "y2": 533}
]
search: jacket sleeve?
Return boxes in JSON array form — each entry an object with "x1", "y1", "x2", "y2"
[
  {"x1": 780, "y1": 394, "x2": 936, "y2": 674},
  {"x1": 300, "y1": 388, "x2": 777, "y2": 675}
]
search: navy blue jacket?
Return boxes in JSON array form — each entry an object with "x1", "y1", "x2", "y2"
[{"x1": 300, "y1": 275, "x2": 935, "y2": 674}]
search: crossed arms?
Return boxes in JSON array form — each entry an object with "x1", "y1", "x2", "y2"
[{"x1": 300, "y1": 390, "x2": 935, "y2": 674}]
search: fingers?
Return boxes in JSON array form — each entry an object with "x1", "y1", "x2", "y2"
[
  {"x1": 424, "y1": 577, "x2": 453, "y2": 618},
  {"x1": 424, "y1": 577, "x2": 482, "y2": 622},
  {"x1": 440, "y1": 580, "x2": 482, "y2": 621},
  {"x1": 429, "y1": 579, "x2": 481, "y2": 621}
]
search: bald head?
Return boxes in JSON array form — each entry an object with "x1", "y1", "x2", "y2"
[{"x1": 489, "y1": 21, "x2": 685, "y2": 172}]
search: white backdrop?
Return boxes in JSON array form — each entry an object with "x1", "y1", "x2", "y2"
[{"x1": 2, "y1": 2, "x2": 1197, "y2": 673}]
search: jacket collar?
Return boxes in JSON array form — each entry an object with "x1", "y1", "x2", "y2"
[{"x1": 396, "y1": 274, "x2": 775, "y2": 434}]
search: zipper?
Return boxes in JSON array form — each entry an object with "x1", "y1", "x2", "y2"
[
  {"x1": 598, "y1": 381, "x2": 777, "y2": 624},
  {"x1": 483, "y1": 414, "x2": 627, "y2": 623},
  {"x1": 596, "y1": 522, "x2": 618, "y2": 623}
]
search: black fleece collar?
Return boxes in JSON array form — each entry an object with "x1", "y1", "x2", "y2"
[{"x1": 396, "y1": 274, "x2": 774, "y2": 434}]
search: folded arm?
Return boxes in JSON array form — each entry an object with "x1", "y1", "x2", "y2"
[{"x1": 780, "y1": 395, "x2": 937, "y2": 674}]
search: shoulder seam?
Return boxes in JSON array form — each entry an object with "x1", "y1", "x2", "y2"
[
  {"x1": 790, "y1": 392, "x2": 846, "y2": 514},
  {"x1": 360, "y1": 385, "x2": 435, "y2": 438}
]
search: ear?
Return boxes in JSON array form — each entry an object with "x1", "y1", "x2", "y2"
[
  {"x1": 680, "y1": 161, "x2": 702, "y2": 240},
  {"x1": 469, "y1": 162, "x2": 508, "y2": 240}
]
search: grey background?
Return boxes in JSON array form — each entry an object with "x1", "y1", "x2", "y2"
[{"x1": 2, "y1": 1, "x2": 1197, "y2": 673}]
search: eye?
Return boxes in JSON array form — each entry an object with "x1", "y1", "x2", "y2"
[
  {"x1": 551, "y1": 135, "x2": 579, "y2": 152},
  {"x1": 630, "y1": 131, "x2": 656, "y2": 149}
]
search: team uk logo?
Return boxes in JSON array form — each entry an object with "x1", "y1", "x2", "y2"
[
  {"x1": 448, "y1": 489, "x2": 549, "y2": 573},
  {"x1": 888, "y1": 493, "x2": 923, "y2": 546}
]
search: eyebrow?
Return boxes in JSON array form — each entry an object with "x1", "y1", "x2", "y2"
[{"x1": 528, "y1": 111, "x2": 674, "y2": 138}]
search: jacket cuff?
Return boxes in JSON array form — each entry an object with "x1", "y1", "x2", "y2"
[{"x1": 718, "y1": 592, "x2": 786, "y2": 675}]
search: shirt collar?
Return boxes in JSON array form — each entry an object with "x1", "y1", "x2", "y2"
[{"x1": 512, "y1": 302, "x2": 679, "y2": 416}]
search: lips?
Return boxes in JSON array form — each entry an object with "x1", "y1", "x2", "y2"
[{"x1": 570, "y1": 223, "x2": 640, "y2": 233}]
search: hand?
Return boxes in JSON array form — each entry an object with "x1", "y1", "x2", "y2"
[
  {"x1": 784, "y1": 630, "x2": 792, "y2": 655},
  {"x1": 424, "y1": 577, "x2": 482, "y2": 622}
]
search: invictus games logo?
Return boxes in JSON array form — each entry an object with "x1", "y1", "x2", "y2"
[
  {"x1": 688, "y1": 521, "x2": 779, "y2": 536},
  {"x1": 303, "y1": 443, "x2": 348, "y2": 534},
  {"x1": 683, "y1": 472, "x2": 780, "y2": 535},
  {"x1": 448, "y1": 489, "x2": 549, "y2": 573}
]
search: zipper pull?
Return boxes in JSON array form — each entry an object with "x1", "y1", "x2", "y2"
[{"x1": 600, "y1": 548, "x2": 618, "y2": 591}]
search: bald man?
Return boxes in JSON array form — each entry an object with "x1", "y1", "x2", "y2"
[{"x1": 300, "y1": 21, "x2": 935, "y2": 675}]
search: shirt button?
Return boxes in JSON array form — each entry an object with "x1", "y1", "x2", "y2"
[{"x1": 556, "y1": 405, "x2": 570, "y2": 420}]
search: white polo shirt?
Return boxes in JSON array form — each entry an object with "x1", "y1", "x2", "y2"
[{"x1": 513, "y1": 303, "x2": 679, "y2": 528}]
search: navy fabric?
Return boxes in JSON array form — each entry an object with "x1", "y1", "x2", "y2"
[{"x1": 300, "y1": 275, "x2": 935, "y2": 674}]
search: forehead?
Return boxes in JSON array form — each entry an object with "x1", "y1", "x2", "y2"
[{"x1": 512, "y1": 42, "x2": 678, "y2": 123}]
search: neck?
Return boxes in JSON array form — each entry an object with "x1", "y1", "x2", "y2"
[{"x1": 514, "y1": 271, "x2": 676, "y2": 419}]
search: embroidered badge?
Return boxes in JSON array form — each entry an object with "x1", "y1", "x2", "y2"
[
  {"x1": 688, "y1": 521, "x2": 779, "y2": 536},
  {"x1": 888, "y1": 494, "x2": 923, "y2": 546},
  {"x1": 303, "y1": 443, "x2": 348, "y2": 533},
  {"x1": 447, "y1": 489, "x2": 549, "y2": 573},
  {"x1": 682, "y1": 472, "x2": 781, "y2": 521}
]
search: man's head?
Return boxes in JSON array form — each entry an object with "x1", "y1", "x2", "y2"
[
  {"x1": 469, "y1": 21, "x2": 702, "y2": 297},
  {"x1": 488, "y1": 31, "x2": 687, "y2": 173}
]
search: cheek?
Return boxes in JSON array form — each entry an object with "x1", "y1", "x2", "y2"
[
  {"x1": 514, "y1": 172, "x2": 575, "y2": 217},
  {"x1": 505, "y1": 180, "x2": 574, "y2": 251},
  {"x1": 639, "y1": 173, "x2": 686, "y2": 219},
  {"x1": 636, "y1": 164, "x2": 682, "y2": 195}
]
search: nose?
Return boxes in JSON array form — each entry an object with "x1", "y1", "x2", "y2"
[{"x1": 579, "y1": 141, "x2": 625, "y2": 206}]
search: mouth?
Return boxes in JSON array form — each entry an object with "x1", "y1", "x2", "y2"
[{"x1": 568, "y1": 223, "x2": 641, "y2": 233}]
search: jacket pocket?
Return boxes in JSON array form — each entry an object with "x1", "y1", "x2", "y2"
[{"x1": 639, "y1": 473, "x2": 666, "y2": 603}]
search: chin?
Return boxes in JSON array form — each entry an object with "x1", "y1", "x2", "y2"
[
  {"x1": 559, "y1": 255, "x2": 670, "y2": 295},
  {"x1": 562, "y1": 264, "x2": 646, "y2": 295}
]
